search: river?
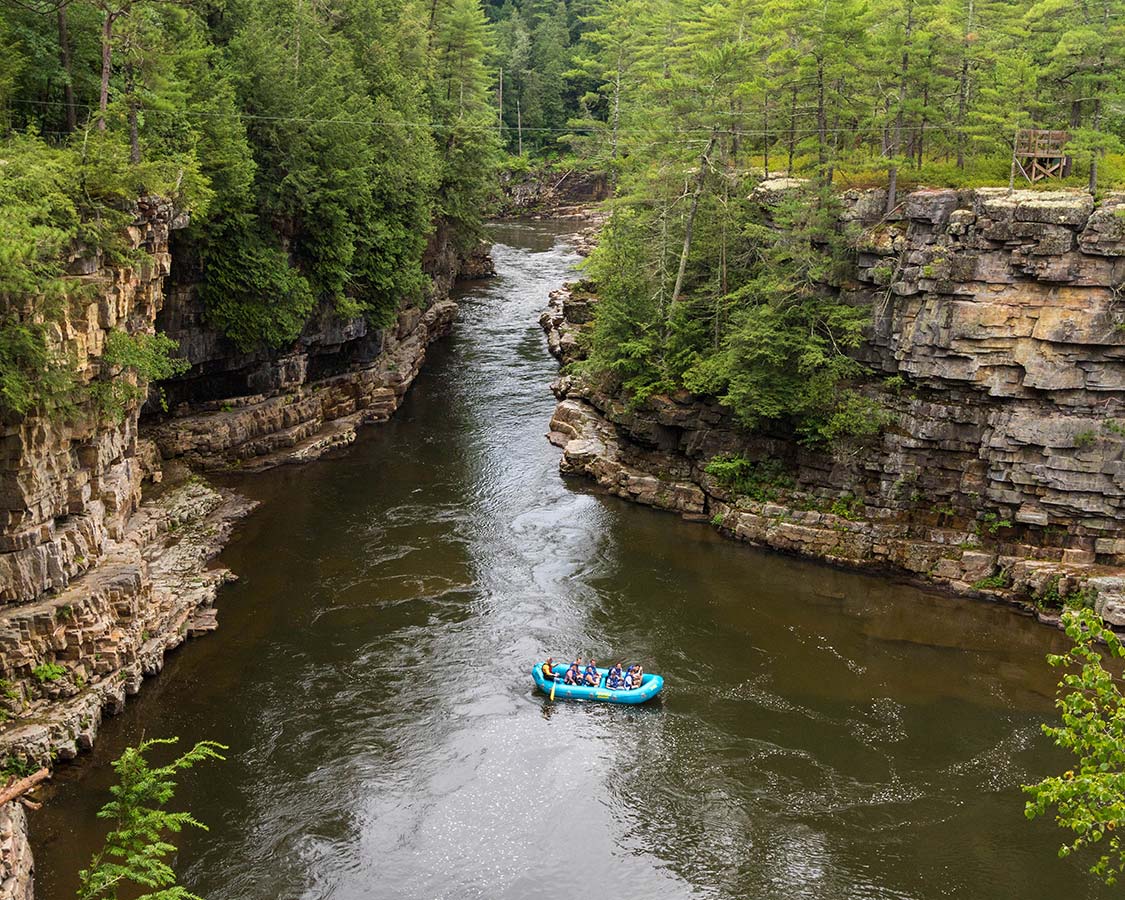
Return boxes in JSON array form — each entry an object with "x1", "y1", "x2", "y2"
[{"x1": 33, "y1": 220, "x2": 1114, "y2": 899}]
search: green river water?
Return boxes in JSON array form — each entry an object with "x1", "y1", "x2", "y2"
[{"x1": 32, "y1": 220, "x2": 1115, "y2": 899}]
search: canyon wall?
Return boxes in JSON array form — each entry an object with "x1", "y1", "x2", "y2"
[
  {"x1": 493, "y1": 165, "x2": 611, "y2": 218},
  {"x1": 544, "y1": 186, "x2": 1125, "y2": 625},
  {"x1": 0, "y1": 201, "x2": 252, "y2": 899},
  {"x1": 0, "y1": 207, "x2": 485, "y2": 897},
  {"x1": 146, "y1": 231, "x2": 491, "y2": 471}
]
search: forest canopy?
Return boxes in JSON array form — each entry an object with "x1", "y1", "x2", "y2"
[
  {"x1": 533, "y1": 0, "x2": 1125, "y2": 441},
  {"x1": 3, "y1": 0, "x2": 1125, "y2": 424},
  {"x1": 0, "y1": 0, "x2": 499, "y2": 399}
]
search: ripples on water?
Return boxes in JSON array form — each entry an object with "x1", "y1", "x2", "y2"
[{"x1": 33, "y1": 221, "x2": 1114, "y2": 899}]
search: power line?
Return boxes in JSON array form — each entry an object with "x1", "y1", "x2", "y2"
[{"x1": 8, "y1": 96, "x2": 995, "y2": 138}]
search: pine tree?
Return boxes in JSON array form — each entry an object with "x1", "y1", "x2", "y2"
[{"x1": 77, "y1": 737, "x2": 226, "y2": 900}]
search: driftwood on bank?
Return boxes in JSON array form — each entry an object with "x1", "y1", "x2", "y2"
[{"x1": 0, "y1": 768, "x2": 50, "y2": 806}]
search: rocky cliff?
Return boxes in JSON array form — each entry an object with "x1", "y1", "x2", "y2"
[
  {"x1": 493, "y1": 165, "x2": 611, "y2": 218},
  {"x1": 543, "y1": 186, "x2": 1125, "y2": 626},
  {"x1": 0, "y1": 206, "x2": 487, "y2": 898},
  {"x1": 146, "y1": 231, "x2": 491, "y2": 471},
  {"x1": 0, "y1": 201, "x2": 253, "y2": 899}
]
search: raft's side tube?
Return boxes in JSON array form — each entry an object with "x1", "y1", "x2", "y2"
[{"x1": 532, "y1": 664, "x2": 663, "y2": 704}]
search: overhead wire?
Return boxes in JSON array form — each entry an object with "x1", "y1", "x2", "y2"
[{"x1": 8, "y1": 96, "x2": 977, "y2": 138}]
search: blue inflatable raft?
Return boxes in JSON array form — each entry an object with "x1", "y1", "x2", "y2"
[{"x1": 533, "y1": 663, "x2": 664, "y2": 704}]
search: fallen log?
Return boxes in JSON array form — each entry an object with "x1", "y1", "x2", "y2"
[{"x1": 0, "y1": 768, "x2": 50, "y2": 806}]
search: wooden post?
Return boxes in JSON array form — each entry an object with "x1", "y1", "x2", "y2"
[{"x1": 1008, "y1": 125, "x2": 1019, "y2": 194}]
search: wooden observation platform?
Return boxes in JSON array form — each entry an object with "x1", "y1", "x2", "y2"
[{"x1": 1013, "y1": 129, "x2": 1071, "y2": 182}]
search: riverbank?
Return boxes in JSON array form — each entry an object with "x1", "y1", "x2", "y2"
[
  {"x1": 0, "y1": 207, "x2": 492, "y2": 898},
  {"x1": 540, "y1": 186, "x2": 1125, "y2": 630}
]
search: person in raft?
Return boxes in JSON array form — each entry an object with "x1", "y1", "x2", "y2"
[
  {"x1": 623, "y1": 664, "x2": 642, "y2": 690},
  {"x1": 583, "y1": 659, "x2": 600, "y2": 687},
  {"x1": 564, "y1": 657, "x2": 583, "y2": 685},
  {"x1": 541, "y1": 658, "x2": 559, "y2": 682},
  {"x1": 608, "y1": 662, "x2": 624, "y2": 683},
  {"x1": 606, "y1": 666, "x2": 625, "y2": 690}
]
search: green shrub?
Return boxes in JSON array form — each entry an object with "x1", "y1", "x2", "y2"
[
  {"x1": 829, "y1": 493, "x2": 864, "y2": 520},
  {"x1": 31, "y1": 662, "x2": 66, "y2": 683},
  {"x1": 88, "y1": 331, "x2": 190, "y2": 420},
  {"x1": 1, "y1": 756, "x2": 37, "y2": 779},
  {"x1": 973, "y1": 571, "x2": 1012, "y2": 590},
  {"x1": 704, "y1": 454, "x2": 795, "y2": 502}
]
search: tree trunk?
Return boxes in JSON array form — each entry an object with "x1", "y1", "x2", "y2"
[
  {"x1": 426, "y1": 0, "x2": 441, "y2": 48},
  {"x1": 0, "y1": 769, "x2": 49, "y2": 807},
  {"x1": 763, "y1": 92, "x2": 769, "y2": 177},
  {"x1": 670, "y1": 133, "x2": 717, "y2": 308},
  {"x1": 917, "y1": 80, "x2": 928, "y2": 167},
  {"x1": 827, "y1": 77, "x2": 842, "y2": 185},
  {"x1": 98, "y1": 13, "x2": 113, "y2": 130},
  {"x1": 57, "y1": 3, "x2": 77, "y2": 132},
  {"x1": 1089, "y1": 95, "x2": 1101, "y2": 195},
  {"x1": 787, "y1": 81, "x2": 797, "y2": 174},
  {"x1": 516, "y1": 96, "x2": 523, "y2": 156},
  {"x1": 611, "y1": 50, "x2": 622, "y2": 160},
  {"x1": 815, "y1": 56, "x2": 827, "y2": 174},
  {"x1": 887, "y1": 0, "x2": 914, "y2": 215},
  {"x1": 955, "y1": 0, "x2": 973, "y2": 169},
  {"x1": 126, "y1": 63, "x2": 140, "y2": 163}
]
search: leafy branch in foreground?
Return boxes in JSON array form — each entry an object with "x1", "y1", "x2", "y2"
[
  {"x1": 1024, "y1": 608, "x2": 1125, "y2": 885},
  {"x1": 77, "y1": 737, "x2": 226, "y2": 900}
]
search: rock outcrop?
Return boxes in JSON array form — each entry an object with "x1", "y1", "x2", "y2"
[
  {"x1": 544, "y1": 187, "x2": 1125, "y2": 625},
  {"x1": 149, "y1": 301, "x2": 458, "y2": 470},
  {"x1": 0, "y1": 802, "x2": 32, "y2": 900},
  {"x1": 149, "y1": 228, "x2": 489, "y2": 471},
  {"x1": 0, "y1": 199, "x2": 182, "y2": 608},
  {"x1": 493, "y1": 165, "x2": 611, "y2": 218}
]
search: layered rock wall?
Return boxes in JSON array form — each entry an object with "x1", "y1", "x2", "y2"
[
  {"x1": 493, "y1": 165, "x2": 611, "y2": 218},
  {"x1": 544, "y1": 187, "x2": 1125, "y2": 624},
  {"x1": 149, "y1": 231, "x2": 490, "y2": 470},
  {"x1": 0, "y1": 199, "x2": 182, "y2": 607}
]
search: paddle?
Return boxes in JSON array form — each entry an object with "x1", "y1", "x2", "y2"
[{"x1": 550, "y1": 675, "x2": 556, "y2": 702}]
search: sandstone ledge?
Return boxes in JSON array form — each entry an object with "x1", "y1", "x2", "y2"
[
  {"x1": 150, "y1": 300, "x2": 458, "y2": 471},
  {"x1": 549, "y1": 392, "x2": 1124, "y2": 626},
  {"x1": 0, "y1": 476, "x2": 255, "y2": 769}
]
